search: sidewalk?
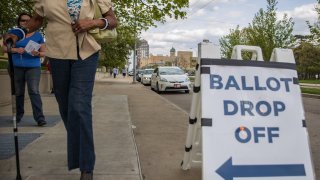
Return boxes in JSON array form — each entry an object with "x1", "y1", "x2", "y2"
[
  {"x1": 0, "y1": 74, "x2": 142, "y2": 180},
  {"x1": 94, "y1": 73, "x2": 201, "y2": 180}
]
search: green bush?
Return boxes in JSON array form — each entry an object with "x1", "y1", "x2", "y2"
[
  {"x1": 0, "y1": 61, "x2": 8, "y2": 69},
  {"x1": 189, "y1": 76, "x2": 195, "y2": 82},
  {"x1": 299, "y1": 79, "x2": 320, "y2": 84},
  {"x1": 0, "y1": 46, "x2": 4, "y2": 56}
]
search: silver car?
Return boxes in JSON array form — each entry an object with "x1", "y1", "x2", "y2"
[{"x1": 141, "y1": 69, "x2": 154, "y2": 85}]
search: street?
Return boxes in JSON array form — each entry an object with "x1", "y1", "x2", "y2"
[{"x1": 159, "y1": 91, "x2": 192, "y2": 113}]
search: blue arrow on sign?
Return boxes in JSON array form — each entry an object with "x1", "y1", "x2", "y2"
[{"x1": 216, "y1": 157, "x2": 306, "y2": 180}]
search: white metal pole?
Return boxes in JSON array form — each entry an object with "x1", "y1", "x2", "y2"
[{"x1": 132, "y1": 0, "x2": 137, "y2": 83}]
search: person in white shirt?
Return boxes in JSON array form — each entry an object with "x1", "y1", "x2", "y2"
[{"x1": 112, "y1": 67, "x2": 118, "y2": 78}]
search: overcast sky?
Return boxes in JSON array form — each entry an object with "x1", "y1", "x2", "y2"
[{"x1": 140, "y1": 0, "x2": 318, "y2": 56}]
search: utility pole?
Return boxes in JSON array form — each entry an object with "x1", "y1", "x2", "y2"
[{"x1": 132, "y1": 0, "x2": 137, "y2": 83}]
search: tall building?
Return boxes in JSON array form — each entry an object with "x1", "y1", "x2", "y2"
[
  {"x1": 170, "y1": 47, "x2": 178, "y2": 66},
  {"x1": 137, "y1": 39, "x2": 149, "y2": 68},
  {"x1": 170, "y1": 47, "x2": 175, "y2": 57}
]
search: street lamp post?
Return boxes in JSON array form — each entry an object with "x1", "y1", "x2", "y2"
[
  {"x1": 132, "y1": 0, "x2": 137, "y2": 83},
  {"x1": 133, "y1": 42, "x2": 137, "y2": 83}
]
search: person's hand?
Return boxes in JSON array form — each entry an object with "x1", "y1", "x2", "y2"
[
  {"x1": 14, "y1": 47, "x2": 25, "y2": 54},
  {"x1": 3, "y1": 34, "x2": 19, "y2": 47},
  {"x1": 71, "y1": 19, "x2": 96, "y2": 35},
  {"x1": 31, "y1": 50, "x2": 40, "y2": 56}
]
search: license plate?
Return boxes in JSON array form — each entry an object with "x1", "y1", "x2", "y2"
[{"x1": 174, "y1": 84, "x2": 181, "y2": 88}]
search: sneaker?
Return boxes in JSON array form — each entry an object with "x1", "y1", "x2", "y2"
[{"x1": 37, "y1": 120, "x2": 47, "y2": 126}]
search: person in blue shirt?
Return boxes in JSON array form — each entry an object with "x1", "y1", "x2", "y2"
[{"x1": 3, "y1": 13, "x2": 46, "y2": 126}]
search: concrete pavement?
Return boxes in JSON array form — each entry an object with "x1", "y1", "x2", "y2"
[
  {"x1": 0, "y1": 73, "x2": 143, "y2": 180},
  {"x1": 94, "y1": 74, "x2": 201, "y2": 180}
]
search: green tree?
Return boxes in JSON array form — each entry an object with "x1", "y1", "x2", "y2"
[
  {"x1": 246, "y1": 0, "x2": 294, "y2": 61},
  {"x1": 0, "y1": 0, "x2": 34, "y2": 34},
  {"x1": 219, "y1": 0, "x2": 294, "y2": 61},
  {"x1": 98, "y1": 26, "x2": 136, "y2": 69},
  {"x1": 219, "y1": 26, "x2": 246, "y2": 58},
  {"x1": 306, "y1": 0, "x2": 320, "y2": 44},
  {"x1": 0, "y1": 0, "x2": 188, "y2": 68},
  {"x1": 101, "y1": 0, "x2": 188, "y2": 68},
  {"x1": 114, "y1": 0, "x2": 187, "y2": 33},
  {"x1": 294, "y1": 42, "x2": 320, "y2": 79},
  {"x1": 165, "y1": 61, "x2": 172, "y2": 66}
]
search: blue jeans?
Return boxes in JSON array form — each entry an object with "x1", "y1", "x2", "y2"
[
  {"x1": 49, "y1": 52, "x2": 98, "y2": 171},
  {"x1": 14, "y1": 67, "x2": 45, "y2": 122}
]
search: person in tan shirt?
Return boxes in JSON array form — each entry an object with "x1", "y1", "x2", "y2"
[{"x1": 5, "y1": 0, "x2": 117, "y2": 179}]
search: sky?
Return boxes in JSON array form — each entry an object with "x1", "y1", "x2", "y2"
[{"x1": 140, "y1": 0, "x2": 318, "y2": 56}]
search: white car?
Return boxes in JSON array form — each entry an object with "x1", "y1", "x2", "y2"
[
  {"x1": 128, "y1": 70, "x2": 134, "y2": 76},
  {"x1": 150, "y1": 66, "x2": 191, "y2": 93},
  {"x1": 141, "y1": 69, "x2": 154, "y2": 85}
]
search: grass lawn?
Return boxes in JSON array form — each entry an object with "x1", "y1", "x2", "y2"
[
  {"x1": 189, "y1": 76, "x2": 195, "y2": 82},
  {"x1": 299, "y1": 79, "x2": 320, "y2": 84},
  {"x1": 301, "y1": 87, "x2": 320, "y2": 95}
]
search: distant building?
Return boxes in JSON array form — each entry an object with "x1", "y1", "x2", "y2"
[
  {"x1": 170, "y1": 47, "x2": 176, "y2": 57},
  {"x1": 137, "y1": 39, "x2": 149, "y2": 68},
  {"x1": 140, "y1": 46, "x2": 197, "y2": 70},
  {"x1": 147, "y1": 54, "x2": 171, "y2": 67}
]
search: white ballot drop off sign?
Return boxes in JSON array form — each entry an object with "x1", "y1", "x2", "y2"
[{"x1": 200, "y1": 59, "x2": 315, "y2": 180}]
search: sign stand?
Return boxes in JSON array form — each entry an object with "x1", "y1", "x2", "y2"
[
  {"x1": 181, "y1": 41, "x2": 221, "y2": 170},
  {"x1": 182, "y1": 44, "x2": 316, "y2": 180}
]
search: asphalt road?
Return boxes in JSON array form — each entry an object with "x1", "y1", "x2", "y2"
[
  {"x1": 155, "y1": 89, "x2": 320, "y2": 178},
  {"x1": 142, "y1": 84, "x2": 192, "y2": 113},
  {"x1": 159, "y1": 91, "x2": 192, "y2": 113}
]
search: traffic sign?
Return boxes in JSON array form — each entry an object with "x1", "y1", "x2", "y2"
[{"x1": 200, "y1": 59, "x2": 315, "y2": 180}]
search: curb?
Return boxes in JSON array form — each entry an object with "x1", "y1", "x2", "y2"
[
  {"x1": 300, "y1": 83, "x2": 320, "y2": 87},
  {"x1": 302, "y1": 93, "x2": 320, "y2": 99}
]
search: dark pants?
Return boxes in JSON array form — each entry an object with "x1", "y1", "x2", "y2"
[
  {"x1": 14, "y1": 67, "x2": 45, "y2": 122},
  {"x1": 49, "y1": 52, "x2": 98, "y2": 171}
]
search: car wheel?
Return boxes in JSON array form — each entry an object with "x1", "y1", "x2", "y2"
[{"x1": 185, "y1": 90, "x2": 190, "y2": 93}]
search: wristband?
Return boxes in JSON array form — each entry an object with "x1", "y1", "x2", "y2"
[{"x1": 99, "y1": 18, "x2": 109, "y2": 30}]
